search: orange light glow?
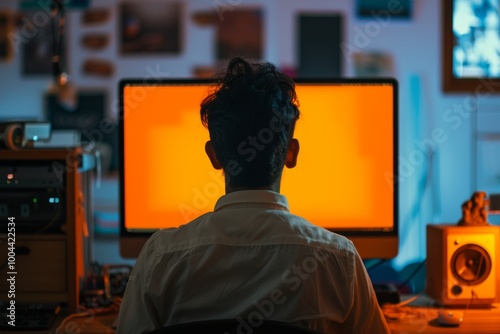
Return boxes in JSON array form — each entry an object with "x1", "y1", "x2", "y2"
[{"x1": 123, "y1": 83, "x2": 394, "y2": 231}]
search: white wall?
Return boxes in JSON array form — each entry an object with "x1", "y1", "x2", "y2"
[{"x1": 1, "y1": 0, "x2": 498, "y2": 269}]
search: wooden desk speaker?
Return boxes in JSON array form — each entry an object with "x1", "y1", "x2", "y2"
[{"x1": 426, "y1": 224, "x2": 500, "y2": 307}]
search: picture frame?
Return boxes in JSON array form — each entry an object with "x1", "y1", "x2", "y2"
[
  {"x1": 0, "y1": 11, "x2": 14, "y2": 62},
  {"x1": 442, "y1": 0, "x2": 500, "y2": 94},
  {"x1": 119, "y1": 1, "x2": 182, "y2": 55},
  {"x1": 356, "y1": 0, "x2": 412, "y2": 19}
]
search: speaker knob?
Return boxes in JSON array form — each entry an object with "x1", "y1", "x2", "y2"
[{"x1": 451, "y1": 285, "x2": 463, "y2": 296}]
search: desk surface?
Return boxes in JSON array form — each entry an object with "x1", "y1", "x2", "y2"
[
  {"x1": 56, "y1": 312, "x2": 117, "y2": 334},
  {"x1": 9, "y1": 297, "x2": 500, "y2": 334},
  {"x1": 3, "y1": 310, "x2": 117, "y2": 334},
  {"x1": 49, "y1": 309, "x2": 500, "y2": 334},
  {"x1": 387, "y1": 295, "x2": 500, "y2": 334}
]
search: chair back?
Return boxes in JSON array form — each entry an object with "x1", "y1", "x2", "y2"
[{"x1": 149, "y1": 319, "x2": 323, "y2": 334}]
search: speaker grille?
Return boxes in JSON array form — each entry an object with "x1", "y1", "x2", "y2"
[{"x1": 451, "y1": 244, "x2": 492, "y2": 285}]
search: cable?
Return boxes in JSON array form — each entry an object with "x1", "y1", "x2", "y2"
[
  {"x1": 366, "y1": 259, "x2": 388, "y2": 273},
  {"x1": 464, "y1": 290, "x2": 474, "y2": 313},
  {"x1": 55, "y1": 305, "x2": 118, "y2": 334},
  {"x1": 381, "y1": 259, "x2": 428, "y2": 322},
  {"x1": 55, "y1": 311, "x2": 92, "y2": 334},
  {"x1": 381, "y1": 289, "x2": 426, "y2": 321},
  {"x1": 50, "y1": 0, "x2": 66, "y2": 84},
  {"x1": 34, "y1": 189, "x2": 64, "y2": 234},
  {"x1": 397, "y1": 259, "x2": 427, "y2": 292}
]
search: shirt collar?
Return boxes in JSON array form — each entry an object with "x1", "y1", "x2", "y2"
[{"x1": 214, "y1": 190, "x2": 290, "y2": 212}]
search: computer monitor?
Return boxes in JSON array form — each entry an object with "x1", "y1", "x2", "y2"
[{"x1": 119, "y1": 78, "x2": 398, "y2": 259}]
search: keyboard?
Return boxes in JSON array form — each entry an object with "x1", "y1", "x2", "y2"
[{"x1": 0, "y1": 302, "x2": 60, "y2": 331}]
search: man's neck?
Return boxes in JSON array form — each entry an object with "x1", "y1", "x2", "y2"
[{"x1": 225, "y1": 180, "x2": 281, "y2": 194}]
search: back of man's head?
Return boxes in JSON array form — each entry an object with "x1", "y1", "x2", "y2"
[{"x1": 201, "y1": 58, "x2": 300, "y2": 188}]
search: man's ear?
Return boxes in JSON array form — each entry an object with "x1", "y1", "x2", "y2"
[
  {"x1": 205, "y1": 141, "x2": 223, "y2": 170},
  {"x1": 285, "y1": 138, "x2": 299, "y2": 169}
]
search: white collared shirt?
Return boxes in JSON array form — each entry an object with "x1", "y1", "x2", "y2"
[{"x1": 117, "y1": 190, "x2": 390, "y2": 334}]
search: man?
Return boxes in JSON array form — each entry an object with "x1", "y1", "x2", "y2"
[{"x1": 117, "y1": 58, "x2": 390, "y2": 333}]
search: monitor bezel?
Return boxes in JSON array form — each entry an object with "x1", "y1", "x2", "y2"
[{"x1": 118, "y1": 77, "x2": 399, "y2": 259}]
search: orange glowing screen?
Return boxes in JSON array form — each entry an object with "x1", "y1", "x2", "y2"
[{"x1": 123, "y1": 82, "x2": 395, "y2": 232}]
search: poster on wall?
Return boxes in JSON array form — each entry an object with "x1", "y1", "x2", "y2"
[
  {"x1": 215, "y1": 9, "x2": 263, "y2": 61},
  {"x1": 192, "y1": 8, "x2": 263, "y2": 62},
  {"x1": 0, "y1": 11, "x2": 14, "y2": 62},
  {"x1": 353, "y1": 52, "x2": 394, "y2": 77},
  {"x1": 298, "y1": 14, "x2": 342, "y2": 78},
  {"x1": 356, "y1": 0, "x2": 412, "y2": 18},
  {"x1": 120, "y1": 1, "x2": 182, "y2": 55}
]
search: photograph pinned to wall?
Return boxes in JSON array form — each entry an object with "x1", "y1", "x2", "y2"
[
  {"x1": 353, "y1": 52, "x2": 394, "y2": 77},
  {"x1": 20, "y1": 0, "x2": 90, "y2": 9},
  {"x1": 192, "y1": 65, "x2": 218, "y2": 79},
  {"x1": 120, "y1": 1, "x2": 182, "y2": 54},
  {"x1": 193, "y1": 9, "x2": 263, "y2": 61},
  {"x1": 216, "y1": 9, "x2": 263, "y2": 61},
  {"x1": 21, "y1": 11, "x2": 61, "y2": 75},
  {"x1": 297, "y1": 14, "x2": 343, "y2": 78},
  {"x1": 81, "y1": 33, "x2": 110, "y2": 50},
  {"x1": 82, "y1": 8, "x2": 111, "y2": 25},
  {"x1": 82, "y1": 59, "x2": 114, "y2": 78},
  {"x1": 356, "y1": 0, "x2": 412, "y2": 19},
  {"x1": 0, "y1": 11, "x2": 14, "y2": 62},
  {"x1": 45, "y1": 90, "x2": 118, "y2": 172}
]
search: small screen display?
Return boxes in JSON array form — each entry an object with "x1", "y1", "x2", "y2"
[{"x1": 452, "y1": 0, "x2": 500, "y2": 78}]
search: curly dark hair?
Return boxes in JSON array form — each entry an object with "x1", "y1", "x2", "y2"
[{"x1": 200, "y1": 58, "x2": 300, "y2": 188}]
